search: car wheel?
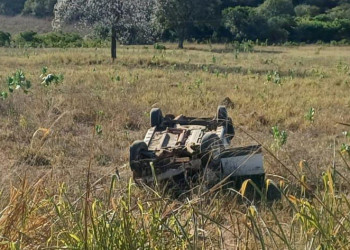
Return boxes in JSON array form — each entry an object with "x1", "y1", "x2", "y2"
[
  {"x1": 217, "y1": 105, "x2": 228, "y2": 121},
  {"x1": 130, "y1": 140, "x2": 148, "y2": 178},
  {"x1": 200, "y1": 132, "x2": 223, "y2": 169},
  {"x1": 265, "y1": 180, "x2": 281, "y2": 202},
  {"x1": 226, "y1": 117, "x2": 235, "y2": 143},
  {"x1": 150, "y1": 108, "x2": 163, "y2": 127}
]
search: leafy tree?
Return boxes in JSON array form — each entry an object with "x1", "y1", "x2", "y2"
[
  {"x1": 22, "y1": 0, "x2": 57, "y2": 17},
  {"x1": 0, "y1": 0, "x2": 26, "y2": 15},
  {"x1": 221, "y1": 0, "x2": 263, "y2": 8},
  {"x1": 294, "y1": 4, "x2": 320, "y2": 16},
  {"x1": 291, "y1": 15, "x2": 350, "y2": 42},
  {"x1": 326, "y1": 3, "x2": 350, "y2": 19},
  {"x1": 258, "y1": 0, "x2": 295, "y2": 17},
  {"x1": 53, "y1": 0, "x2": 156, "y2": 60},
  {"x1": 223, "y1": 6, "x2": 268, "y2": 41},
  {"x1": 156, "y1": 0, "x2": 221, "y2": 48},
  {"x1": 0, "y1": 31, "x2": 11, "y2": 46},
  {"x1": 303, "y1": 0, "x2": 338, "y2": 9},
  {"x1": 266, "y1": 15, "x2": 294, "y2": 42}
]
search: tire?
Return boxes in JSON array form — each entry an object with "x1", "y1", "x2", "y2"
[
  {"x1": 150, "y1": 108, "x2": 163, "y2": 127},
  {"x1": 200, "y1": 132, "x2": 223, "y2": 169},
  {"x1": 217, "y1": 105, "x2": 234, "y2": 141},
  {"x1": 265, "y1": 180, "x2": 281, "y2": 202},
  {"x1": 226, "y1": 117, "x2": 235, "y2": 142},
  {"x1": 217, "y1": 105, "x2": 228, "y2": 121},
  {"x1": 129, "y1": 140, "x2": 148, "y2": 177}
]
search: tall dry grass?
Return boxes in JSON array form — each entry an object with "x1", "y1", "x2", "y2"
[{"x1": 0, "y1": 44, "x2": 350, "y2": 248}]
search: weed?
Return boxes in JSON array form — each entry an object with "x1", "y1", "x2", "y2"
[
  {"x1": 1, "y1": 69, "x2": 31, "y2": 99},
  {"x1": 305, "y1": 107, "x2": 316, "y2": 123},
  {"x1": 266, "y1": 71, "x2": 282, "y2": 85},
  {"x1": 40, "y1": 67, "x2": 64, "y2": 86},
  {"x1": 154, "y1": 43, "x2": 166, "y2": 50},
  {"x1": 212, "y1": 55, "x2": 217, "y2": 64},
  {"x1": 272, "y1": 125, "x2": 288, "y2": 149},
  {"x1": 341, "y1": 143, "x2": 350, "y2": 157},
  {"x1": 95, "y1": 124, "x2": 102, "y2": 135}
]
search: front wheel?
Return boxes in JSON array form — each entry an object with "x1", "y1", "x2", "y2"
[{"x1": 130, "y1": 140, "x2": 148, "y2": 178}]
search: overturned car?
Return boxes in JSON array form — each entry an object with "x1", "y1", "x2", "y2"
[{"x1": 129, "y1": 106, "x2": 277, "y2": 196}]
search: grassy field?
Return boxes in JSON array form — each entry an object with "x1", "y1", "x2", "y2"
[
  {"x1": 0, "y1": 15, "x2": 81, "y2": 34},
  {"x1": 0, "y1": 44, "x2": 350, "y2": 249},
  {"x1": 0, "y1": 15, "x2": 53, "y2": 34}
]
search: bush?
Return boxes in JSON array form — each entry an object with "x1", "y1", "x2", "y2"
[
  {"x1": 0, "y1": 31, "x2": 11, "y2": 46},
  {"x1": 154, "y1": 43, "x2": 166, "y2": 50},
  {"x1": 22, "y1": 0, "x2": 57, "y2": 17},
  {"x1": 39, "y1": 32, "x2": 83, "y2": 48},
  {"x1": 14, "y1": 30, "x2": 42, "y2": 47},
  {"x1": 223, "y1": 6, "x2": 269, "y2": 41},
  {"x1": 257, "y1": 0, "x2": 295, "y2": 17},
  {"x1": 294, "y1": 4, "x2": 320, "y2": 17},
  {"x1": 13, "y1": 31, "x2": 85, "y2": 48},
  {"x1": 292, "y1": 17, "x2": 350, "y2": 42}
]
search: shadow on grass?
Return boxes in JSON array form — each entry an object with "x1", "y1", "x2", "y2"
[
  {"x1": 185, "y1": 46, "x2": 284, "y2": 55},
  {"x1": 139, "y1": 60, "x2": 314, "y2": 79}
]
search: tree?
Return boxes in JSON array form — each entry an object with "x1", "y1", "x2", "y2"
[
  {"x1": 294, "y1": 4, "x2": 320, "y2": 17},
  {"x1": 53, "y1": 0, "x2": 156, "y2": 60},
  {"x1": 0, "y1": 0, "x2": 26, "y2": 15},
  {"x1": 257, "y1": 0, "x2": 295, "y2": 17},
  {"x1": 23, "y1": 0, "x2": 57, "y2": 17},
  {"x1": 223, "y1": 6, "x2": 268, "y2": 41},
  {"x1": 156, "y1": 0, "x2": 221, "y2": 48}
]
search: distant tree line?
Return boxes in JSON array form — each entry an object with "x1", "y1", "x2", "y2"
[
  {"x1": 1, "y1": 0, "x2": 350, "y2": 46},
  {"x1": 0, "y1": 0, "x2": 57, "y2": 17}
]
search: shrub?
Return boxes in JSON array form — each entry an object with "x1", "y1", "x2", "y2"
[
  {"x1": 14, "y1": 30, "x2": 42, "y2": 47},
  {"x1": 1, "y1": 69, "x2": 31, "y2": 100},
  {"x1": 294, "y1": 4, "x2": 320, "y2": 17},
  {"x1": 0, "y1": 31, "x2": 11, "y2": 46},
  {"x1": 154, "y1": 43, "x2": 166, "y2": 50},
  {"x1": 13, "y1": 31, "x2": 85, "y2": 48},
  {"x1": 22, "y1": 0, "x2": 56, "y2": 17},
  {"x1": 39, "y1": 32, "x2": 83, "y2": 48}
]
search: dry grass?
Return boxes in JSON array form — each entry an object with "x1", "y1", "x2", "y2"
[
  {"x1": 0, "y1": 15, "x2": 83, "y2": 34},
  {"x1": 0, "y1": 44, "x2": 350, "y2": 248},
  {"x1": 0, "y1": 15, "x2": 53, "y2": 34}
]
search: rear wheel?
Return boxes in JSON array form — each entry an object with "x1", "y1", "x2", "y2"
[
  {"x1": 265, "y1": 180, "x2": 281, "y2": 202},
  {"x1": 226, "y1": 117, "x2": 235, "y2": 143},
  {"x1": 217, "y1": 106, "x2": 235, "y2": 143},
  {"x1": 200, "y1": 132, "x2": 223, "y2": 169},
  {"x1": 217, "y1": 105, "x2": 228, "y2": 121},
  {"x1": 150, "y1": 108, "x2": 163, "y2": 127},
  {"x1": 130, "y1": 140, "x2": 148, "y2": 178}
]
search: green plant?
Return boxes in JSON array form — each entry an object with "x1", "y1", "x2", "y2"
[
  {"x1": 305, "y1": 107, "x2": 315, "y2": 122},
  {"x1": 341, "y1": 143, "x2": 350, "y2": 156},
  {"x1": 95, "y1": 124, "x2": 103, "y2": 135},
  {"x1": 40, "y1": 67, "x2": 64, "y2": 86},
  {"x1": 0, "y1": 91, "x2": 8, "y2": 100},
  {"x1": 266, "y1": 71, "x2": 282, "y2": 85},
  {"x1": 231, "y1": 40, "x2": 255, "y2": 53},
  {"x1": 1, "y1": 70, "x2": 31, "y2": 99},
  {"x1": 0, "y1": 31, "x2": 11, "y2": 47},
  {"x1": 15, "y1": 31, "x2": 42, "y2": 47},
  {"x1": 154, "y1": 43, "x2": 166, "y2": 50},
  {"x1": 272, "y1": 125, "x2": 288, "y2": 148}
]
